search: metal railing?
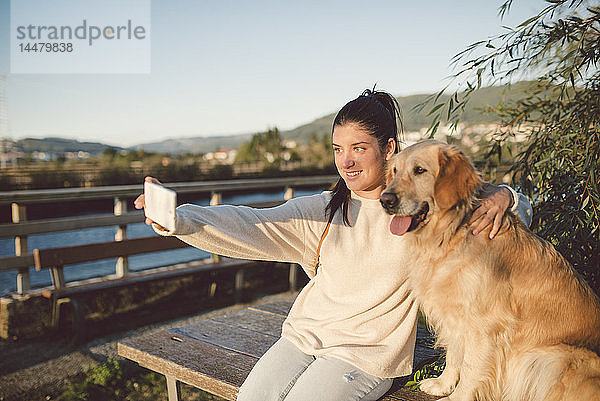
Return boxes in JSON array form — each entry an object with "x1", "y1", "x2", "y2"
[{"x1": 0, "y1": 175, "x2": 338, "y2": 294}]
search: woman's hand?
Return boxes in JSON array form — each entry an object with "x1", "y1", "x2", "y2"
[
  {"x1": 134, "y1": 176, "x2": 164, "y2": 227},
  {"x1": 469, "y1": 183, "x2": 513, "y2": 239}
]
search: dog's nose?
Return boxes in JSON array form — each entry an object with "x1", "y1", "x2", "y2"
[{"x1": 380, "y1": 192, "x2": 398, "y2": 209}]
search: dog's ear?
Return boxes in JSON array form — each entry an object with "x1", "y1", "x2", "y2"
[{"x1": 434, "y1": 146, "x2": 481, "y2": 209}]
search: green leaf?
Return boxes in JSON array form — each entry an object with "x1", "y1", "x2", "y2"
[
  {"x1": 517, "y1": 15, "x2": 540, "y2": 28},
  {"x1": 581, "y1": 196, "x2": 589, "y2": 209},
  {"x1": 427, "y1": 103, "x2": 445, "y2": 117},
  {"x1": 570, "y1": 72, "x2": 575, "y2": 88},
  {"x1": 476, "y1": 68, "x2": 485, "y2": 88},
  {"x1": 433, "y1": 87, "x2": 447, "y2": 104},
  {"x1": 430, "y1": 121, "x2": 440, "y2": 137}
]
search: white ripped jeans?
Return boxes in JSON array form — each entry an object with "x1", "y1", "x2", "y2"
[{"x1": 237, "y1": 337, "x2": 393, "y2": 401}]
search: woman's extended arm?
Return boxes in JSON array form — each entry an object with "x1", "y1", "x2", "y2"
[{"x1": 134, "y1": 178, "x2": 328, "y2": 276}]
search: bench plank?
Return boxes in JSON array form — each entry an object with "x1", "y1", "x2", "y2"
[
  {"x1": 415, "y1": 327, "x2": 440, "y2": 365},
  {"x1": 383, "y1": 388, "x2": 438, "y2": 400},
  {"x1": 211, "y1": 308, "x2": 285, "y2": 336},
  {"x1": 170, "y1": 320, "x2": 279, "y2": 359},
  {"x1": 119, "y1": 329, "x2": 257, "y2": 400},
  {"x1": 41, "y1": 259, "x2": 254, "y2": 299},
  {"x1": 119, "y1": 297, "x2": 442, "y2": 401},
  {"x1": 247, "y1": 300, "x2": 293, "y2": 317}
]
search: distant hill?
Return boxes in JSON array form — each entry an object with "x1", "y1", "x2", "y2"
[
  {"x1": 132, "y1": 134, "x2": 252, "y2": 155},
  {"x1": 11, "y1": 82, "x2": 532, "y2": 155},
  {"x1": 15, "y1": 137, "x2": 124, "y2": 154},
  {"x1": 281, "y1": 81, "x2": 532, "y2": 144},
  {"x1": 133, "y1": 82, "x2": 528, "y2": 154}
]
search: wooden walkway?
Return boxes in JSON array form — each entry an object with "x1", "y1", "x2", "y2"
[{"x1": 119, "y1": 296, "x2": 440, "y2": 400}]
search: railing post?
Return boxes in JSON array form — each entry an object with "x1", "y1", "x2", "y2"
[
  {"x1": 210, "y1": 192, "x2": 222, "y2": 264},
  {"x1": 12, "y1": 202, "x2": 30, "y2": 294},
  {"x1": 210, "y1": 191, "x2": 222, "y2": 206},
  {"x1": 284, "y1": 186, "x2": 295, "y2": 201},
  {"x1": 50, "y1": 265, "x2": 66, "y2": 289},
  {"x1": 114, "y1": 197, "x2": 129, "y2": 278},
  {"x1": 283, "y1": 187, "x2": 300, "y2": 291}
]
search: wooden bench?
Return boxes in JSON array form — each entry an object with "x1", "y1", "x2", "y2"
[
  {"x1": 118, "y1": 296, "x2": 440, "y2": 401},
  {"x1": 33, "y1": 236, "x2": 256, "y2": 343}
]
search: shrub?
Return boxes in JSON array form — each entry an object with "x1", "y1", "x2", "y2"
[
  {"x1": 98, "y1": 166, "x2": 141, "y2": 186},
  {"x1": 421, "y1": 0, "x2": 600, "y2": 293},
  {"x1": 28, "y1": 168, "x2": 82, "y2": 189},
  {"x1": 0, "y1": 173, "x2": 16, "y2": 191},
  {"x1": 56, "y1": 358, "x2": 224, "y2": 401}
]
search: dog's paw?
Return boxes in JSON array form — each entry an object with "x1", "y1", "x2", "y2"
[{"x1": 419, "y1": 377, "x2": 455, "y2": 397}]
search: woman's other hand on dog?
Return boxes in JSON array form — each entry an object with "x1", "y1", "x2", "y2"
[{"x1": 469, "y1": 183, "x2": 513, "y2": 239}]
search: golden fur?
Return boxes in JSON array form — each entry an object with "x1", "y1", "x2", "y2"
[{"x1": 381, "y1": 140, "x2": 600, "y2": 401}]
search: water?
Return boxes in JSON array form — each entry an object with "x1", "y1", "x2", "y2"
[{"x1": 0, "y1": 188, "x2": 322, "y2": 295}]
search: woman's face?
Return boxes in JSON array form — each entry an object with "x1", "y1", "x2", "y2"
[{"x1": 332, "y1": 123, "x2": 396, "y2": 200}]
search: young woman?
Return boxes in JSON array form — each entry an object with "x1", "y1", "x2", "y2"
[{"x1": 134, "y1": 89, "x2": 532, "y2": 401}]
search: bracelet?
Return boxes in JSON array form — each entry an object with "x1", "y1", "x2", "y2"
[{"x1": 499, "y1": 184, "x2": 519, "y2": 213}]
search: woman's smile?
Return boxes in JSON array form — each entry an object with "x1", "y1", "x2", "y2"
[{"x1": 345, "y1": 170, "x2": 362, "y2": 178}]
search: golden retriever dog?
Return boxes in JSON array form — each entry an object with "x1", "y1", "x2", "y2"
[{"x1": 380, "y1": 140, "x2": 600, "y2": 401}]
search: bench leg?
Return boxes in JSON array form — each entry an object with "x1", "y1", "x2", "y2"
[
  {"x1": 50, "y1": 298, "x2": 64, "y2": 329},
  {"x1": 208, "y1": 271, "x2": 217, "y2": 297},
  {"x1": 69, "y1": 298, "x2": 86, "y2": 344},
  {"x1": 289, "y1": 264, "x2": 298, "y2": 291},
  {"x1": 50, "y1": 297, "x2": 86, "y2": 344},
  {"x1": 234, "y1": 268, "x2": 245, "y2": 304},
  {"x1": 166, "y1": 375, "x2": 181, "y2": 401}
]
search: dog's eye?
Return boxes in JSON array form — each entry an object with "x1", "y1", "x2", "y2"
[
  {"x1": 392, "y1": 166, "x2": 397, "y2": 175},
  {"x1": 414, "y1": 166, "x2": 427, "y2": 175}
]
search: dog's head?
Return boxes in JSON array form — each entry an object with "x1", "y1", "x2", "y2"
[{"x1": 380, "y1": 140, "x2": 481, "y2": 236}]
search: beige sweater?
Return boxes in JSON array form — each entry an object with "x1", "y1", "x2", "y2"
[{"x1": 155, "y1": 190, "x2": 532, "y2": 378}]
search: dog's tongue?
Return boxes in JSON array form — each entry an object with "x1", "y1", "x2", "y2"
[{"x1": 390, "y1": 215, "x2": 412, "y2": 236}]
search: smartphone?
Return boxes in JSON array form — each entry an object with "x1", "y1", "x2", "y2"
[{"x1": 144, "y1": 181, "x2": 177, "y2": 232}]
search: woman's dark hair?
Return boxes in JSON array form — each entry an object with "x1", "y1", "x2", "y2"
[{"x1": 325, "y1": 88, "x2": 403, "y2": 226}]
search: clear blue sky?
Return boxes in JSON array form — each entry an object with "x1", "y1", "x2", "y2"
[{"x1": 0, "y1": 0, "x2": 543, "y2": 147}]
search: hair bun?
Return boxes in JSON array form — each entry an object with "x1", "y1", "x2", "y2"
[{"x1": 361, "y1": 88, "x2": 374, "y2": 97}]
